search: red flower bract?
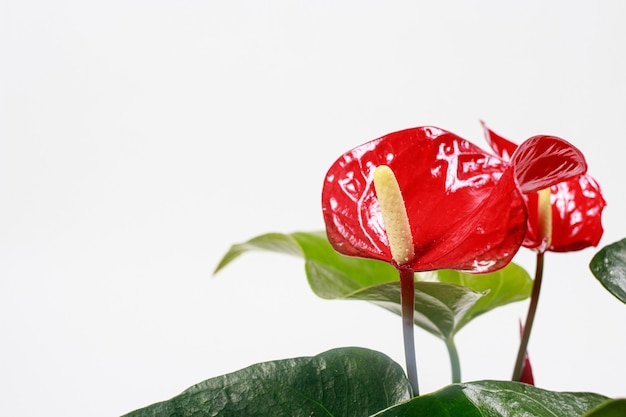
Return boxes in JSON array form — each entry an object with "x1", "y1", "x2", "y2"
[
  {"x1": 322, "y1": 126, "x2": 588, "y2": 273},
  {"x1": 482, "y1": 122, "x2": 606, "y2": 252}
]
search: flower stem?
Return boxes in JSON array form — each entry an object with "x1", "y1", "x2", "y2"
[
  {"x1": 512, "y1": 251, "x2": 545, "y2": 381},
  {"x1": 445, "y1": 337, "x2": 461, "y2": 383},
  {"x1": 399, "y1": 269, "x2": 419, "y2": 396}
]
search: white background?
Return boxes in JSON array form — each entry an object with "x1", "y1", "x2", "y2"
[{"x1": 1, "y1": 1, "x2": 625, "y2": 416}]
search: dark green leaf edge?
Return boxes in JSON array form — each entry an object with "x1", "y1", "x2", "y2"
[
  {"x1": 589, "y1": 238, "x2": 626, "y2": 304},
  {"x1": 582, "y1": 398, "x2": 626, "y2": 417},
  {"x1": 122, "y1": 347, "x2": 412, "y2": 417},
  {"x1": 373, "y1": 380, "x2": 610, "y2": 417}
]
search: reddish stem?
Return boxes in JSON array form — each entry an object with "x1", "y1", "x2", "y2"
[{"x1": 399, "y1": 268, "x2": 419, "y2": 396}]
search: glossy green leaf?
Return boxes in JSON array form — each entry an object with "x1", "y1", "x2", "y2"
[
  {"x1": 434, "y1": 263, "x2": 533, "y2": 332},
  {"x1": 215, "y1": 231, "x2": 532, "y2": 340},
  {"x1": 373, "y1": 380, "x2": 609, "y2": 417},
  {"x1": 589, "y1": 238, "x2": 626, "y2": 304},
  {"x1": 582, "y1": 398, "x2": 626, "y2": 417},
  {"x1": 340, "y1": 280, "x2": 482, "y2": 340},
  {"x1": 122, "y1": 347, "x2": 411, "y2": 417}
]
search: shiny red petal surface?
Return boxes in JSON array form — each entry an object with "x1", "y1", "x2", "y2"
[
  {"x1": 524, "y1": 176, "x2": 606, "y2": 252},
  {"x1": 511, "y1": 135, "x2": 587, "y2": 193},
  {"x1": 481, "y1": 123, "x2": 605, "y2": 252},
  {"x1": 321, "y1": 127, "x2": 528, "y2": 273},
  {"x1": 481, "y1": 120, "x2": 518, "y2": 160},
  {"x1": 482, "y1": 123, "x2": 588, "y2": 191}
]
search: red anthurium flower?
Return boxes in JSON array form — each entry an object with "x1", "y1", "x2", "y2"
[
  {"x1": 322, "y1": 126, "x2": 588, "y2": 273},
  {"x1": 481, "y1": 122, "x2": 606, "y2": 253}
]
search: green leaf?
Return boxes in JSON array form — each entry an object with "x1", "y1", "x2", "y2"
[
  {"x1": 214, "y1": 231, "x2": 400, "y2": 295},
  {"x1": 435, "y1": 263, "x2": 533, "y2": 332},
  {"x1": 341, "y1": 280, "x2": 483, "y2": 340},
  {"x1": 122, "y1": 347, "x2": 412, "y2": 417},
  {"x1": 373, "y1": 380, "x2": 609, "y2": 417},
  {"x1": 589, "y1": 238, "x2": 626, "y2": 304},
  {"x1": 582, "y1": 398, "x2": 626, "y2": 417},
  {"x1": 215, "y1": 231, "x2": 532, "y2": 340},
  {"x1": 215, "y1": 231, "x2": 478, "y2": 339}
]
